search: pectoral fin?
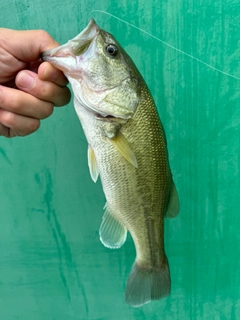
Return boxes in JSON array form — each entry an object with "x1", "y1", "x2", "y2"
[
  {"x1": 100, "y1": 204, "x2": 127, "y2": 249},
  {"x1": 110, "y1": 132, "x2": 138, "y2": 168},
  {"x1": 165, "y1": 182, "x2": 180, "y2": 218},
  {"x1": 88, "y1": 145, "x2": 99, "y2": 183}
]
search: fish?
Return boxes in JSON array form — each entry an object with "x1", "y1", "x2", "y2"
[{"x1": 42, "y1": 19, "x2": 179, "y2": 307}]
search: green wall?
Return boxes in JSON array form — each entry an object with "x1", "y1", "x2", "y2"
[{"x1": 1, "y1": 1, "x2": 240, "y2": 319}]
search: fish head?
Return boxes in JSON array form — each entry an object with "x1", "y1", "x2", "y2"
[{"x1": 42, "y1": 19, "x2": 140, "y2": 119}]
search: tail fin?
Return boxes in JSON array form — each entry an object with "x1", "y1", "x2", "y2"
[{"x1": 125, "y1": 259, "x2": 171, "y2": 307}]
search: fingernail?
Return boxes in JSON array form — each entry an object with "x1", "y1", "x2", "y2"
[{"x1": 17, "y1": 72, "x2": 35, "y2": 89}]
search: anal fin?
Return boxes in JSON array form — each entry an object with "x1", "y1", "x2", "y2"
[{"x1": 100, "y1": 204, "x2": 127, "y2": 249}]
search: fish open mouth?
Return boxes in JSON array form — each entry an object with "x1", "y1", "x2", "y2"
[
  {"x1": 69, "y1": 19, "x2": 99, "y2": 56},
  {"x1": 41, "y1": 19, "x2": 99, "y2": 64}
]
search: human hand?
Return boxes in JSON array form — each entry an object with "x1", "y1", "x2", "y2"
[{"x1": 0, "y1": 28, "x2": 71, "y2": 138}]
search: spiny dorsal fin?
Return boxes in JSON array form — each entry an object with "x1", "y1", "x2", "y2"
[
  {"x1": 100, "y1": 204, "x2": 127, "y2": 249},
  {"x1": 87, "y1": 145, "x2": 99, "y2": 183},
  {"x1": 165, "y1": 182, "x2": 180, "y2": 218},
  {"x1": 110, "y1": 131, "x2": 138, "y2": 168}
]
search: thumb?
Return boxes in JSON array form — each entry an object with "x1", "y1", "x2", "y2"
[{"x1": 0, "y1": 28, "x2": 59, "y2": 62}]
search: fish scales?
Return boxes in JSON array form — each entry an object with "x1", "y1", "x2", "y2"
[
  {"x1": 85, "y1": 84, "x2": 169, "y2": 258},
  {"x1": 42, "y1": 19, "x2": 179, "y2": 307}
]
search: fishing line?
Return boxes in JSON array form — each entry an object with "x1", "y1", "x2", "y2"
[{"x1": 90, "y1": 10, "x2": 240, "y2": 81}]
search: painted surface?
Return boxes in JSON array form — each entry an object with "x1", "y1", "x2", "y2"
[{"x1": 1, "y1": 1, "x2": 240, "y2": 319}]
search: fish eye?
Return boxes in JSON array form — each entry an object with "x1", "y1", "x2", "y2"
[{"x1": 106, "y1": 44, "x2": 118, "y2": 57}]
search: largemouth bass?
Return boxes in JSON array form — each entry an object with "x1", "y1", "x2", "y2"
[{"x1": 42, "y1": 19, "x2": 179, "y2": 307}]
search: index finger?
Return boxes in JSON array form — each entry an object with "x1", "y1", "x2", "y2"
[{"x1": 38, "y1": 62, "x2": 69, "y2": 87}]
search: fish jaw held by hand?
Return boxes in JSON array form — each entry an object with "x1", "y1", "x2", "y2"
[{"x1": 42, "y1": 19, "x2": 180, "y2": 307}]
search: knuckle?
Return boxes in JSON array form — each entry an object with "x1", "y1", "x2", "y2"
[
  {"x1": 54, "y1": 87, "x2": 72, "y2": 106},
  {"x1": 37, "y1": 30, "x2": 50, "y2": 42},
  {"x1": 9, "y1": 100, "x2": 21, "y2": 113},
  {"x1": 45, "y1": 104, "x2": 54, "y2": 118},
  {"x1": 1, "y1": 111, "x2": 15, "y2": 126},
  {"x1": 40, "y1": 103, "x2": 54, "y2": 119},
  {"x1": 0, "y1": 123, "x2": 9, "y2": 138},
  {"x1": 37, "y1": 82, "x2": 55, "y2": 102},
  {"x1": 0, "y1": 109, "x2": 40, "y2": 136},
  {"x1": 43, "y1": 83, "x2": 55, "y2": 98},
  {"x1": 0, "y1": 88, "x2": 21, "y2": 112},
  {"x1": 37, "y1": 30, "x2": 57, "y2": 51},
  {"x1": 62, "y1": 87, "x2": 72, "y2": 105},
  {"x1": 19, "y1": 119, "x2": 40, "y2": 136},
  {"x1": 27, "y1": 119, "x2": 40, "y2": 134}
]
